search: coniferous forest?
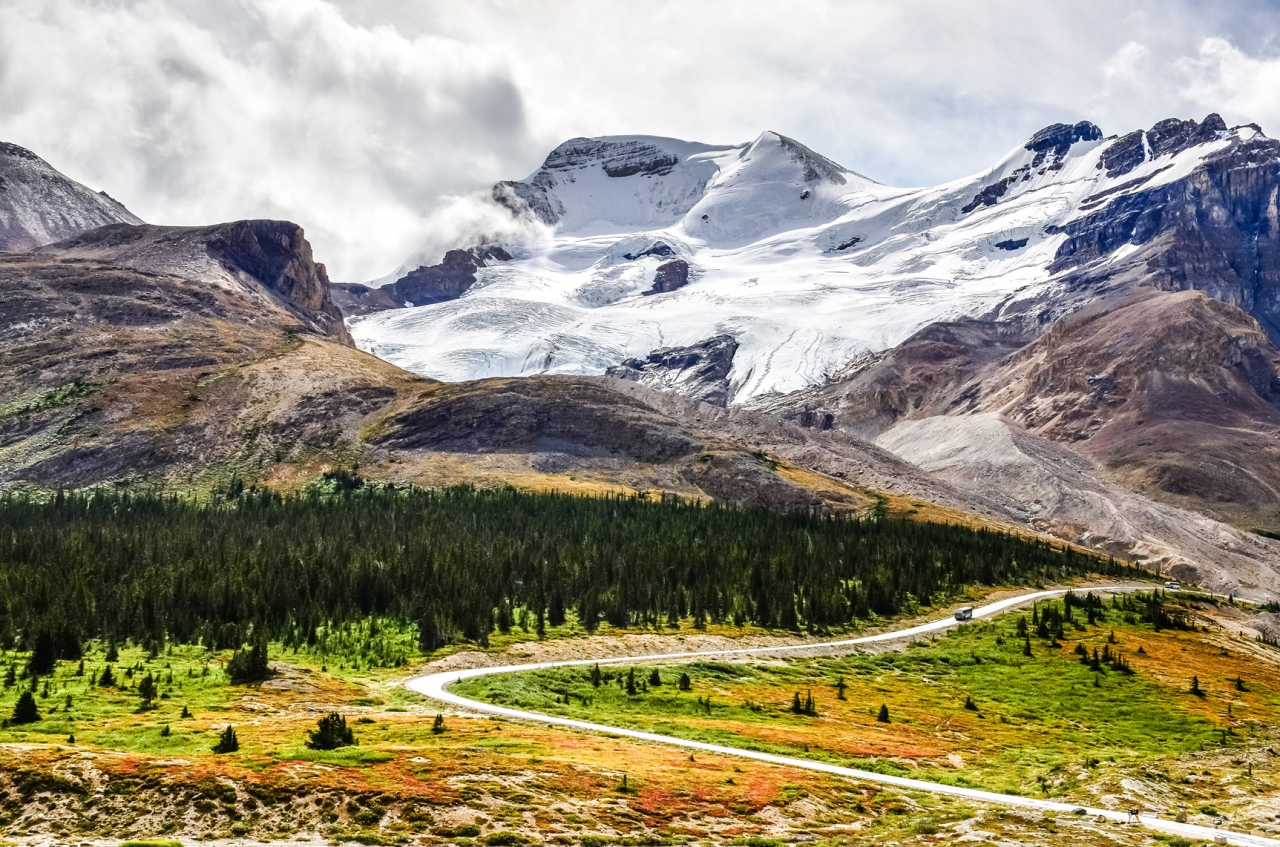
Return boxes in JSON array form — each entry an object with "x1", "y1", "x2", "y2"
[{"x1": 0, "y1": 485, "x2": 1135, "y2": 667}]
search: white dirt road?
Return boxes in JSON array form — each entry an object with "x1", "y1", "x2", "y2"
[{"x1": 406, "y1": 586, "x2": 1276, "y2": 846}]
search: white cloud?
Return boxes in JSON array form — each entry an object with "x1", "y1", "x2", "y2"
[
  {"x1": 0, "y1": 0, "x2": 540, "y2": 279},
  {"x1": 3, "y1": 0, "x2": 1280, "y2": 279},
  {"x1": 1178, "y1": 37, "x2": 1280, "y2": 130}
]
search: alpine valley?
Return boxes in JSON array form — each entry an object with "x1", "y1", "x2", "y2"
[{"x1": 5, "y1": 114, "x2": 1280, "y2": 598}]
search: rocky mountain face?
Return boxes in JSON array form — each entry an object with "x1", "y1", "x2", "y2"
[
  {"x1": 38, "y1": 220, "x2": 352, "y2": 345},
  {"x1": 0, "y1": 142, "x2": 142, "y2": 252},
  {"x1": 606, "y1": 335, "x2": 738, "y2": 405},
  {"x1": 331, "y1": 245, "x2": 511, "y2": 317}
]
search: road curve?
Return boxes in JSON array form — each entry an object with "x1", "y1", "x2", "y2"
[{"x1": 406, "y1": 586, "x2": 1276, "y2": 846}]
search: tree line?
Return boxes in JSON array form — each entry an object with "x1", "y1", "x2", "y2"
[{"x1": 0, "y1": 485, "x2": 1136, "y2": 669}]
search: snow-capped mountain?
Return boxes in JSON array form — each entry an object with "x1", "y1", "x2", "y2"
[
  {"x1": 0, "y1": 142, "x2": 142, "y2": 252},
  {"x1": 347, "y1": 115, "x2": 1265, "y2": 404}
]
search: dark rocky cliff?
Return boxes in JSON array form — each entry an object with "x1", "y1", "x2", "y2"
[
  {"x1": 1050, "y1": 114, "x2": 1280, "y2": 342},
  {"x1": 39, "y1": 220, "x2": 352, "y2": 345}
]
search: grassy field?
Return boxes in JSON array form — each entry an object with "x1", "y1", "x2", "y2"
[
  {"x1": 457, "y1": 592, "x2": 1280, "y2": 822},
  {"x1": 3, "y1": 590, "x2": 1277, "y2": 846}
]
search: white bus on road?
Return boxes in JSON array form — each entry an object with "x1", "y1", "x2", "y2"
[{"x1": 954, "y1": 606, "x2": 973, "y2": 621}]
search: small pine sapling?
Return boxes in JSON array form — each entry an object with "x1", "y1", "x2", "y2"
[
  {"x1": 306, "y1": 712, "x2": 356, "y2": 750},
  {"x1": 212, "y1": 725, "x2": 239, "y2": 753}
]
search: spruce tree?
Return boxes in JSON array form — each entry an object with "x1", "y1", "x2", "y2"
[
  {"x1": 835, "y1": 678, "x2": 847, "y2": 700},
  {"x1": 11, "y1": 691, "x2": 39, "y2": 724},
  {"x1": 181, "y1": 705, "x2": 192, "y2": 719},
  {"x1": 226, "y1": 633, "x2": 271, "y2": 683},
  {"x1": 648, "y1": 669, "x2": 661, "y2": 687},
  {"x1": 3, "y1": 665, "x2": 14, "y2": 688},
  {"x1": 105, "y1": 642, "x2": 118, "y2": 663},
  {"x1": 212, "y1": 725, "x2": 239, "y2": 753},
  {"x1": 626, "y1": 668, "x2": 637, "y2": 696},
  {"x1": 98, "y1": 665, "x2": 116, "y2": 687},
  {"x1": 678, "y1": 672, "x2": 692, "y2": 691},
  {"x1": 137, "y1": 674, "x2": 157, "y2": 707},
  {"x1": 306, "y1": 712, "x2": 355, "y2": 750},
  {"x1": 590, "y1": 664, "x2": 602, "y2": 688},
  {"x1": 1190, "y1": 676, "x2": 1203, "y2": 696},
  {"x1": 432, "y1": 714, "x2": 446, "y2": 734},
  {"x1": 876, "y1": 704, "x2": 890, "y2": 723}
]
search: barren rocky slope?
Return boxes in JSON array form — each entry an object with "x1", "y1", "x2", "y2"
[{"x1": 0, "y1": 142, "x2": 141, "y2": 252}]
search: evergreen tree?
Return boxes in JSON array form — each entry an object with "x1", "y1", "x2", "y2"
[
  {"x1": 648, "y1": 669, "x2": 661, "y2": 687},
  {"x1": 105, "y1": 642, "x2": 118, "y2": 663},
  {"x1": 160, "y1": 725, "x2": 171, "y2": 737},
  {"x1": 791, "y1": 691, "x2": 804, "y2": 713},
  {"x1": 3, "y1": 665, "x2": 14, "y2": 688},
  {"x1": 876, "y1": 704, "x2": 890, "y2": 723},
  {"x1": 98, "y1": 665, "x2": 116, "y2": 687},
  {"x1": 1236, "y1": 677, "x2": 1248, "y2": 692},
  {"x1": 1022, "y1": 636, "x2": 1032, "y2": 657},
  {"x1": 181, "y1": 705, "x2": 192, "y2": 719},
  {"x1": 626, "y1": 668, "x2": 637, "y2": 696},
  {"x1": 964, "y1": 695, "x2": 978, "y2": 711},
  {"x1": 212, "y1": 725, "x2": 239, "y2": 753},
  {"x1": 590, "y1": 664, "x2": 602, "y2": 688},
  {"x1": 11, "y1": 691, "x2": 39, "y2": 724},
  {"x1": 137, "y1": 673, "x2": 157, "y2": 707},
  {"x1": 678, "y1": 672, "x2": 692, "y2": 691},
  {"x1": 226, "y1": 633, "x2": 271, "y2": 683},
  {"x1": 1190, "y1": 676, "x2": 1203, "y2": 696},
  {"x1": 25, "y1": 631, "x2": 58, "y2": 677},
  {"x1": 835, "y1": 678, "x2": 847, "y2": 700},
  {"x1": 306, "y1": 712, "x2": 355, "y2": 750},
  {"x1": 432, "y1": 714, "x2": 446, "y2": 734}
]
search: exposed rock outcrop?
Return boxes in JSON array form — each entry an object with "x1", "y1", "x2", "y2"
[
  {"x1": 330, "y1": 246, "x2": 513, "y2": 317},
  {"x1": 390, "y1": 246, "x2": 511, "y2": 307},
  {"x1": 39, "y1": 221, "x2": 351, "y2": 344},
  {"x1": 1051, "y1": 119, "x2": 1280, "y2": 341},
  {"x1": 607, "y1": 335, "x2": 738, "y2": 406},
  {"x1": 643, "y1": 259, "x2": 690, "y2": 295}
]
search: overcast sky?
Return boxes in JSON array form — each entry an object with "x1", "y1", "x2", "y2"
[{"x1": 5, "y1": 0, "x2": 1280, "y2": 280}]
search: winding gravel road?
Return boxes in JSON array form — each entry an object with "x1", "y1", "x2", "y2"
[{"x1": 407, "y1": 586, "x2": 1277, "y2": 846}]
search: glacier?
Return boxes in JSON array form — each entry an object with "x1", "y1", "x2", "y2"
[{"x1": 348, "y1": 121, "x2": 1248, "y2": 403}]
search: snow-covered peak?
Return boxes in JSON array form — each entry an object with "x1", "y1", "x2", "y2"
[
  {"x1": 0, "y1": 141, "x2": 142, "y2": 253},
  {"x1": 357, "y1": 115, "x2": 1274, "y2": 404},
  {"x1": 493, "y1": 134, "x2": 743, "y2": 234}
]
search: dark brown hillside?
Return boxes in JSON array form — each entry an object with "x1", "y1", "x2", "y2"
[
  {"x1": 985, "y1": 289, "x2": 1280, "y2": 530},
  {"x1": 758, "y1": 288, "x2": 1280, "y2": 534},
  {"x1": 0, "y1": 250, "x2": 872, "y2": 512}
]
